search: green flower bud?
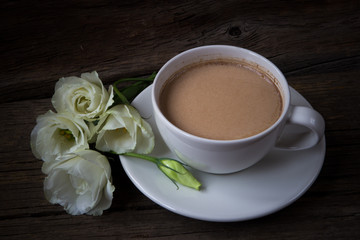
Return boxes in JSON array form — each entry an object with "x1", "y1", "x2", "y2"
[
  {"x1": 158, "y1": 159, "x2": 201, "y2": 190},
  {"x1": 121, "y1": 152, "x2": 202, "y2": 190}
]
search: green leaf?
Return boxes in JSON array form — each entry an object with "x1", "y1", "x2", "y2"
[
  {"x1": 121, "y1": 82, "x2": 149, "y2": 103},
  {"x1": 112, "y1": 72, "x2": 157, "y2": 105}
]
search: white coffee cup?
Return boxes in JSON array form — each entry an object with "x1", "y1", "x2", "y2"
[{"x1": 152, "y1": 45, "x2": 325, "y2": 174}]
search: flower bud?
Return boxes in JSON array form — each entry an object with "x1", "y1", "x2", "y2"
[{"x1": 158, "y1": 159, "x2": 201, "y2": 190}]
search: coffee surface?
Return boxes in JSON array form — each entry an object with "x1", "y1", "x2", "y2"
[{"x1": 160, "y1": 60, "x2": 283, "y2": 140}]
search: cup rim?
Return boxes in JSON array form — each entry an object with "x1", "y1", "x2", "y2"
[{"x1": 152, "y1": 45, "x2": 290, "y2": 145}]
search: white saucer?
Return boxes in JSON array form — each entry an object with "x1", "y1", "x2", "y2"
[{"x1": 119, "y1": 85, "x2": 326, "y2": 222}]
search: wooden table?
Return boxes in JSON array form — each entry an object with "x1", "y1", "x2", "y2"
[{"x1": 1, "y1": 1, "x2": 359, "y2": 239}]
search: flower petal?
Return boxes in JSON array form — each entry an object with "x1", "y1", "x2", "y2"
[
  {"x1": 51, "y1": 71, "x2": 113, "y2": 120},
  {"x1": 95, "y1": 104, "x2": 154, "y2": 154},
  {"x1": 42, "y1": 150, "x2": 114, "y2": 216},
  {"x1": 30, "y1": 111, "x2": 90, "y2": 161}
]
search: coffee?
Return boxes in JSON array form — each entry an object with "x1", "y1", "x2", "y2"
[{"x1": 159, "y1": 59, "x2": 283, "y2": 140}]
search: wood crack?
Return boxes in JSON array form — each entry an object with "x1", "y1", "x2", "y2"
[
  {"x1": 0, "y1": 210, "x2": 64, "y2": 221},
  {"x1": 284, "y1": 55, "x2": 360, "y2": 75}
]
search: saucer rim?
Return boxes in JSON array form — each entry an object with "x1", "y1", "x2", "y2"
[{"x1": 119, "y1": 85, "x2": 326, "y2": 222}]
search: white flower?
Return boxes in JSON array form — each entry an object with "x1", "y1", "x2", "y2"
[
  {"x1": 51, "y1": 71, "x2": 114, "y2": 120},
  {"x1": 95, "y1": 104, "x2": 154, "y2": 154},
  {"x1": 42, "y1": 150, "x2": 115, "y2": 216},
  {"x1": 30, "y1": 111, "x2": 90, "y2": 162}
]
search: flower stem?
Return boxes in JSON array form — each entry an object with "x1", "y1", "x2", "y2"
[
  {"x1": 113, "y1": 71, "x2": 156, "y2": 87},
  {"x1": 121, "y1": 152, "x2": 158, "y2": 164},
  {"x1": 112, "y1": 85, "x2": 130, "y2": 104},
  {"x1": 112, "y1": 77, "x2": 154, "y2": 86},
  {"x1": 120, "y1": 152, "x2": 202, "y2": 190},
  {"x1": 112, "y1": 72, "x2": 156, "y2": 105}
]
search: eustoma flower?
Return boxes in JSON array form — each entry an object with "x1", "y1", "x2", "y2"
[
  {"x1": 31, "y1": 111, "x2": 90, "y2": 162},
  {"x1": 157, "y1": 159, "x2": 201, "y2": 190},
  {"x1": 95, "y1": 104, "x2": 154, "y2": 154},
  {"x1": 51, "y1": 71, "x2": 114, "y2": 120},
  {"x1": 122, "y1": 153, "x2": 201, "y2": 190},
  {"x1": 30, "y1": 70, "x2": 201, "y2": 217},
  {"x1": 42, "y1": 150, "x2": 115, "y2": 216}
]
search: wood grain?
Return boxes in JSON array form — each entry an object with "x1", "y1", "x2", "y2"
[{"x1": 0, "y1": 0, "x2": 359, "y2": 239}]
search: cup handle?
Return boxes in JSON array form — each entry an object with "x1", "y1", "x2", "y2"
[{"x1": 275, "y1": 105, "x2": 325, "y2": 150}]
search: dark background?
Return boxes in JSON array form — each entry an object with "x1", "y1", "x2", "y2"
[{"x1": 0, "y1": 1, "x2": 359, "y2": 239}]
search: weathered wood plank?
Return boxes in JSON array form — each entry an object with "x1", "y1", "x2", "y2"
[
  {"x1": 0, "y1": 0, "x2": 359, "y2": 239},
  {"x1": 1, "y1": 0, "x2": 359, "y2": 103}
]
